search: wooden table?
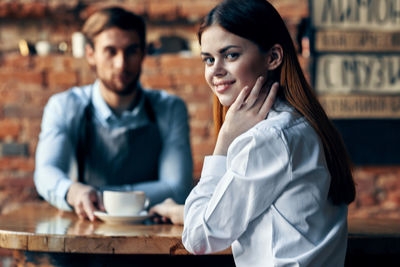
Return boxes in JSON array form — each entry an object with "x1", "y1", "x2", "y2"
[
  {"x1": 0, "y1": 202, "x2": 187, "y2": 255},
  {"x1": 0, "y1": 202, "x2": 399, "y2": 266},
  {"x1": 0, "y1": 202, "x2": 233, "y2": 266}
]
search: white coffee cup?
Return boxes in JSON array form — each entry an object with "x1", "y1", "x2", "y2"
[{"x1": 103, "y1": 191, "x2": 149, "y2": 216}]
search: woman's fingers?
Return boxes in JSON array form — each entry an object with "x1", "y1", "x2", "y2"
[
  {"x1": 244, "y1": 76, "x2": 264, "y2": 109},
  {"x1": 259, "y1": 82, "x2": 279, "y2": 117},
  {"x1": 230, "y1": 86, "x2": 250, "y2": 111}
]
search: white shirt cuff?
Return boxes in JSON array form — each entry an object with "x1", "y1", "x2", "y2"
[
  {"x1": 55, "y1": 178, "x2": 74, "y2": 211},
  {"x1": 201, "y1": 155, "x2": 227, "y2": 178}
]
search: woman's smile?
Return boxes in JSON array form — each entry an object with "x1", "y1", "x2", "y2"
[{"x1": 214, "y1": 80, "x2": 235, "y2": 93}]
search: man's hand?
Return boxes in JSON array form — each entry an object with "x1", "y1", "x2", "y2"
[{"x1": 66, "y1": 182, "x2": 104, "y2": 221}]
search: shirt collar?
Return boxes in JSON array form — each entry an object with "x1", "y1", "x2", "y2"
[
  {"x1": 268, "y1": 97, "x2": 297, "y2": 119},
  {"x1": 92, "y1": 80, "x2": 113, "y2": 121},
  {"x1": 91, "y1": 80, "x2": 149, "y2": 125}
]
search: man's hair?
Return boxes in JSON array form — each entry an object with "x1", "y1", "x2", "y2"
[{"x1": 82, "y1": 6, "x2": 146, "y2": 51}]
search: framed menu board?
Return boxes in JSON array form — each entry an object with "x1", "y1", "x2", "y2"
[{"x1": 310, "y1": 0, "x2": 400, "y2": 164}]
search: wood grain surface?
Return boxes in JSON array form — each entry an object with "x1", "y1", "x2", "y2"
[
  {"x1": 0, "y1": 202, "x2": 190, "y2": 255},
  {"x1": 1, "y1": 202, "x2": 400, "y2": 256}
]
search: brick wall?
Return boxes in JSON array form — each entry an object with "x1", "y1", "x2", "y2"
[{"x1": 0, "y1": 0, "x2": 399, "y2": 220}]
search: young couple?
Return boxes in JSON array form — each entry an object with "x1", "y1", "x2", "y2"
[{"x1": 150, "y1": 0, "x2": 355, "y2": 266}]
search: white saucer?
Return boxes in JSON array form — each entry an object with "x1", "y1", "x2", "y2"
[{"x1": 94, "y1": 210, "x2": 151, "y2": 224}]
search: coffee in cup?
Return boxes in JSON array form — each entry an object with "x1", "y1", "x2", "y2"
[{"x1": 103, "y1": 190, "x2": 149, "y2": 216}]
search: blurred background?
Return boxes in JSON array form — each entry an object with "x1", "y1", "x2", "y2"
[{"x1": 0, "y1": 0, "x2": 399, "y2": 261}]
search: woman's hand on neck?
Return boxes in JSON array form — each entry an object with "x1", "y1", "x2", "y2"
[{"x1": 213, "y1": 79, "x2": 279, "y2": 156}]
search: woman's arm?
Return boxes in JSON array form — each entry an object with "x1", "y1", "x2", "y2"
[{"x1": 182, "y1": 128, "x2": 291, "y2": 254}]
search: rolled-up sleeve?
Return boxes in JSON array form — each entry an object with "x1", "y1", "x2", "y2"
[
  {"x1": 182, "y1": 127, "x2": 292, "y2": 254},
  {"x1": 34, "y1": 95, "x2": 75, "y2": 211}
]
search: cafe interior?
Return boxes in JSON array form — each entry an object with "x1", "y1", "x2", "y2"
[{"x1": 0, "y1": 0, "x2": 399, "y2": 266}]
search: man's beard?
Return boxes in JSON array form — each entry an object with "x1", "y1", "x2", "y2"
[{"x1": 100, "y1": 71, "x2": 141, "y2": 96}]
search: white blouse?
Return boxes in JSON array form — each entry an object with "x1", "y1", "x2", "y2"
[{"x1": 182, "y1": 100, "x2": 348, "y2": 267}]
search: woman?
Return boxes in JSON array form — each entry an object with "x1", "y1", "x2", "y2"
[{"x1": 180, "y1": 0, "x2": 355, "y2": 266}]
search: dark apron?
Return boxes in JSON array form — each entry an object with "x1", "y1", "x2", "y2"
[{"x1": 76, "y1": 88, "x2": 162, "y2": 188}]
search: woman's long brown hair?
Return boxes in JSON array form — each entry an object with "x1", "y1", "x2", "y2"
[{"x1": 200, "y1": 0, "x2": 355, "y2": 205}]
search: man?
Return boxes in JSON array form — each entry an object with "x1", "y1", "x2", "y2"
[{"x1": 34, "y1": 7, "x2": 193, "y2": 221}]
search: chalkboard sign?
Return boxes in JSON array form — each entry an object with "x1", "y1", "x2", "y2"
[
  {"x1": 311, "y1": 0, "x2": 400, "y2": 118},
  {"x1": 310, "y1": 0, "x2": 400, "y2": 164},
  {"x1": 312, "y1": 0, "x2": 400, "y2": 30},
  {"x1": 315, "y1": 31, "x2": 400, "y2": 52},
  {"x1": 319, "y1": 95, "x2": 400, "y2": 118},
  {"x1": 315, "y1": 54, "x2": 400, "y2": 94}
]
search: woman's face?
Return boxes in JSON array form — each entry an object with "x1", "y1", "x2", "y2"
[{"x1": 200, "y1": 25, "x2": 270, "y2": 107}]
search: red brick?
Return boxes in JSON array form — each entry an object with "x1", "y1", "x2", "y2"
[
  {"x1": 141, "y1": 73, "x2": 173, "y2": 89},
  {"x1": 60, "y1": 56, "x2": 81, "y2": 72},
  {"x1": 0, "y1": 119, "x2": 21, "y2": 139},
  {"x1": 0, "y1": 248, "x2": 12, "y2": 257},
  {"x1": 353, "y1": 168, "x2": 379, "y2": 182},
  {"x1": 0, "y1": 54, "x2": 34, "y2": 70},
  {"x1": 0, "y1": 83, "x2": 44, "y2": 105},
  {"x1": 80, "y1": 2, "x2": 146, "y2": 20},
  {"x1": 273, "y1": 3, "x2": 308, "y2": 19},
  {"x1": 0, "y1": 71, "x2": 43, "y2": 85},
  {"x1": 33, "y1": 56, "x2": 55, "y2": 71},
  {"x1": 78, "y1": 69, "x2": 96, "y2": 86},
  {"x1": 143, "y1": 56, "x2": 161, "y2": 74},
  {"x1": 0, "y1": 86, "x2": 20, "y2": 105},
  {"x1": 189, "y1": 103, "x2": 213, "y2": 121},
  {"x1": 0, "y1": 2, "x2": 20, "y2": 18},
  {"x1": 174, "y1": 73, "x2": 207, "y2": 87},
  {"x1": 381, "y1": 200, "x2": 399, "y2": 210},
  {"x1": 354, "y1": 175, "x2": 376, "y2": 194},
  {"x1": 26, "y1": 90, "x2": 53, "y2": 106},
  {"x1": 386, "y1": 191, "x2": 400, "y2": 205},
  {"x1": 3, "y1": 104, "x2": 44, "y2": 119},
  {"x1": 22, "y1": 119, "x2": 41, "y2": 140},
  {"x1": 34, "y1": 56, "x2": 83, "y2": 72},
  {"x1": 0, "y1": 3, "x2": 8, "y2": 17},
  {"x1": 0, "y1": 158, "x2": 34, "y2": 172},
  {"x1": 160, "y1": 55, "x2": 203, "y2": 74},
  {"x1": 357, "y1": 193, "x2": 378, "y2": 207},
  {"x1": 21, "y1": 2, "x2": 47, "y2": 18},
  {"x1": 190, "y1": 124, "x2": 212, "y2": 140},
  {"x1": 179, "y1": 86, "x2": 212, "y2": 103},
  {"x1": 179, "y1": 0, "x2": 218, "y2": 20},
  {"x1": 148, "y1": 1, "x2": 179, "y2": 20},
  {"x1": 376, "y1": 174, "x2": 400, "y2": 192},
  {"x1": 192, "y1": 142, "x2": 215, "y2": 156},
  {"x1": 47, "y1": 71, "x2": 78, "y2": 88}
]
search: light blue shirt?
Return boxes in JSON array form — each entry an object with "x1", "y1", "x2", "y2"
[
  {"x1": 34, "y1": 81, "x2": 193, "y2": 210},
  {"x1": 183, "y1": 100, "x2": 348, "y2": 267}
]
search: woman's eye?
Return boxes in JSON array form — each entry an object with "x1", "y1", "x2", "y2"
[
  {"x1": 202, "y1": 57, "x2": 214, "y2": 65},
  {"x1": 226, "y1": 53, "x2": 239, "y2": 60}
]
